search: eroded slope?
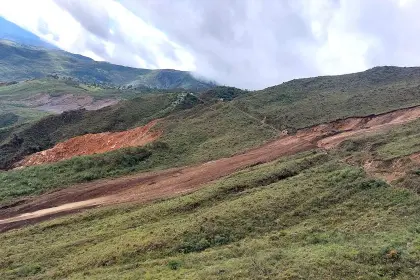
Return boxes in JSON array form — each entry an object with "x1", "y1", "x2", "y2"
[
  {"x1": 16, "y1": 120, "x2": 161, "y2": 167},
  {"x1": 2, "y1": 104, "x2": 420, "y2": 230}
]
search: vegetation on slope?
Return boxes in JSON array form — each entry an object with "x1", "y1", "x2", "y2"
[
  {"x1": 0, "y1": 101, "x2": 277, "y2": 203},
  {"x1": 0, "y1": 77, "x2": 125, "y2": 99},
  {"x1": 0, "y1": 78, "x2": 121, "y2": 125},
  {"x1": 2, "y1": 97, "x2": 420, "y2": 206},
  {"x1": 1, "y1": 67, "x2": 420, "y2": 279},
  {"x1": 4, "y1": 66, "x2": 420, "y2": 170},
  {"x1": 235, "y1": 66, "x2": 420, "y2": 131},
  {"x1": 0, "y1": 40, "x2": 214, "y2": 90},
  {"x1": 0, "y1": 92, "x2": 193, "y2": 169},
  {"x1": 335, "y1": 118, "x2": 420, "y2": 193},
  {"x1": 0, "y1": 113, "x2": 19, "y2": 128},
  {"x1": 0, "y1": 76, "x2": 203, "y2": 126},
  {"x1": 3, "y1": 66, "x2": 420, "y2": 184},
  {"x1": 1, "y1": 150, "x2": 419, "y2": 279}
]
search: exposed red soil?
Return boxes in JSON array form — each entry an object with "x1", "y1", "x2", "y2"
[
  {"x1": 409, "y1": 152, "x2": 420, "y2": 163},
  {"x1": 308, "y1": 106, "x2": 420, "y2": 149},
  {"x1": 347, "y1": 152, "x2": 420, "y2": 183},
  {"x1": 2, "y1": 105, "x2": 420, "y2": 232},
  {"x1": 16, "y1": 120, "x2": 161, "y2": 167}
]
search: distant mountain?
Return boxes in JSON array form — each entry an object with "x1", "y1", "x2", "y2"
[
  {"x1": 0, "y1": 17, "x2": 56, "y2": 49},
  {"x1": 0, "y1": 40, "x2": 215, "y2": 90}
]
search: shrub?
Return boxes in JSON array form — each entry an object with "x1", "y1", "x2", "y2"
[
  {"x1": 168, "y1": 260, "x2": 182, "y2": 270},
  {"x1": 358, "y1": 179, "x2": 388, "y2": 190}
]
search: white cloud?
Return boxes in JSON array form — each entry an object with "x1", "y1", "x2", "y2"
[
  {"x1": 0, "y1": 0, "x2": 82, "y2": 49},
  {"x1": 0, "y1": 0, "x2": 195, "y2": 70},
  {"x1": 1, "y1": 0, "x2": 420, "y2": 89}
]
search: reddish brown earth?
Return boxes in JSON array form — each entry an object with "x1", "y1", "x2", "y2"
[
  {"x1": 344, "y1": 152, "x2": 420, "y2": 183},
  {"x1": 2, "y1": 105, "x2": 420, "y2": 232},
  {"x1": 16, "y1": 120, "x2": 161, "y2": 167}
]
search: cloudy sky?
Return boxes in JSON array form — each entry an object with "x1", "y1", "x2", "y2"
[{"x1": 0, "y1": 0, "x2": 418, "y2": 89}]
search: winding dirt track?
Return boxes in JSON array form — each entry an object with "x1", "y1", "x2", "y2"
[{"x1": 2, "y1": 105, "x2": 420, "y2": 232}]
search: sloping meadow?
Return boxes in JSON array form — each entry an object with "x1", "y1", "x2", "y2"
[{"x1": 1, "y1": 151, "x2": 420, "y2": 279}]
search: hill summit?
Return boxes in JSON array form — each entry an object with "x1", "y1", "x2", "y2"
[{"x1": 0, "y1": 40, "x2": 215, "y2": 90}]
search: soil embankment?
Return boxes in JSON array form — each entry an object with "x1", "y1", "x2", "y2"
[
  {"x1": 2, "y1": 105, "x2": 420, "y2": 231},
  {"x1": 16, "y1": 120, "x2": 161, "y2": 167}
]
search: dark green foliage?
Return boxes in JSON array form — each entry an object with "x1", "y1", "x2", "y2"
[
  {"x1": 0, "y1": 113, "x2": 18, "y2": 128},
  {"x1": 357, "y1": 179, "x2": 388, "y2": 190},
  {"x1": 199, "y1": 86, "x2": 247, "y2": 102},
  {"x1": 168, "y1": 260, "x2": 182, "y2": 270}
]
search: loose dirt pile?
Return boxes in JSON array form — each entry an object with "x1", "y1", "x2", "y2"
[
  {"x1": 2, "y1": 105, "x2": 420, "y2": 231},
  {"x1": 16, "y1": 120, "x2": 161, "y2": 167}
]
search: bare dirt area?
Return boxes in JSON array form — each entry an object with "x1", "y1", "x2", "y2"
[
  {"x1": 0, "y1": 136, "x2": 315, "y2": 231},
  {"x1": 16, "y1": 120, "x2": 161, "y2": 167},
  {"x1": 345, "y1": 152, "x2": 420, "y2": 183},
  {"x1": 2, "y1": 105, "x2": 420, "y2": 232},
  {"x1": 309, "y1": 105, "x2": 420, "y2": 149}
]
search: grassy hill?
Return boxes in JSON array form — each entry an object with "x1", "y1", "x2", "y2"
[
  {"x1": 234, "y1": 66, "x2": 420, "y2": 131},
  {"x1": 0, "y1": 76, "x2": 204, "y2": 128},
  {"x1": 0, "y1": 40, "x2": 214, "y2": 90},
  {"x1": 0, "y1": 77, "x2": 133, "y2": 127},
  {"x1": 2, "y1": 66, "x2": 420, "y2": 170},
  {"x1": 1, "y1": 67, "x2": 420, "y2": 279},
  {"x1": 0, "y1": 92, "x2": 200, "y2": 169},
  {"x1": 1, "y1": 133, "x2": 420, "y2": 278}
]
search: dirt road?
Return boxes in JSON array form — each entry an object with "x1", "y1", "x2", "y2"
[{"x1": 2, "y1": 105, "x2": 420, "y2": 232}]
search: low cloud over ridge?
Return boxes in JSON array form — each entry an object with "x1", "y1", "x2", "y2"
[{"x1": 1, "y1": 0, "x2": 420, "y2": 89}]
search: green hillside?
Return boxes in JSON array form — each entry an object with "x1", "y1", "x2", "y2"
[
  {"x1": 0, "y1": 76, "x2": 201, "y2": 127},
  {"x1": 1, "y1": 129, "x2": 420, "y2": 278},
  {"x1": 1, "y1": 66, "x2": 420, "y2": 279},
  {"x1": 235, "y1": 66, "x2": 420, "y2": 131},
  {"x1": 2, "y1": 66, "x2": 420, "y2": 170},
  {"x1": 0, "y1": 92, "x2": 197, "y2": 169},
  {"x1": 0, "y1": 40, "x2": 214, "y2": 90}
]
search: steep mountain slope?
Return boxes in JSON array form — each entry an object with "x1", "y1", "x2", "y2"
[
  {"x1": 0, "y1": 17, "x2": 55, "y2": 49},
  {"x1": 0, "y1": 40, "x2": 214, "y2": 90}
]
